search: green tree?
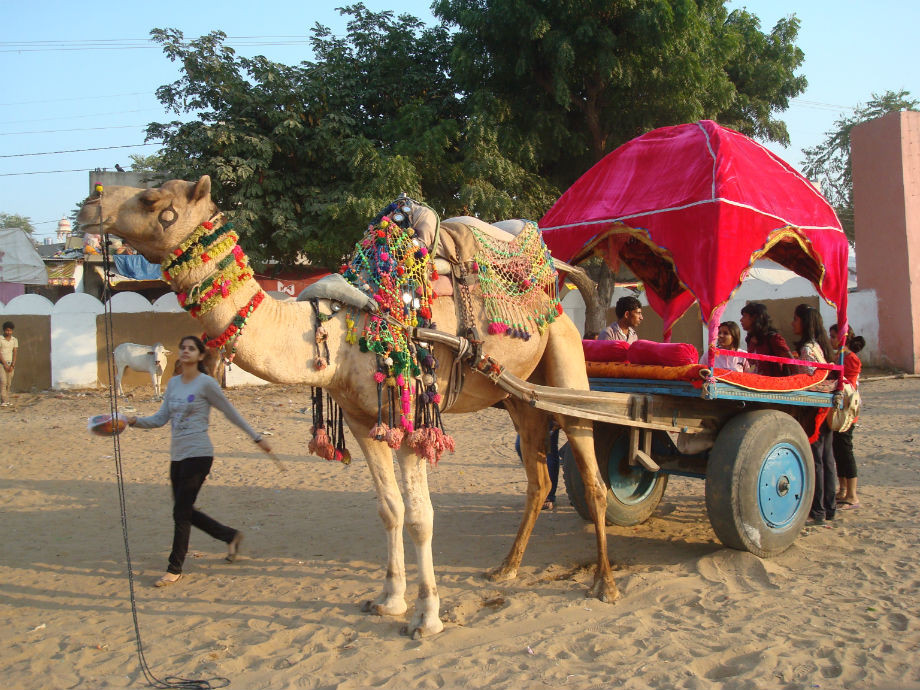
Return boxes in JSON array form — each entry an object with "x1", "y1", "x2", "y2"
[
  {"x1": 434, "y1": 0, "x2": 806, "y2": 333},
  {"x1": 801, "y1": 89, "x2": 918, "y2": 241},
  {"x1": 0, "y1": 213, "x2": 35, "y2": 234},
  {"x1": 128, "y1": 153, "x2": 166, "y2": 173},
  {"x1": 147, "y1": 5, "x2": 551, "y2": 268}
]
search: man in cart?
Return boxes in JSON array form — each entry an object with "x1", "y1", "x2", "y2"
[{"x1": 599, "y1": 296, "x2": 643, "y2": 342}]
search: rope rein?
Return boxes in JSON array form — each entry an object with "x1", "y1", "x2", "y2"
[{"x1": 95, "y1": 184, "x2": 230, "y2": 690}]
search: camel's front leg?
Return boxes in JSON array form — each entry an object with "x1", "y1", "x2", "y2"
[
  {"x1": 395, "y1": 447, "x2": 444, "y2": 638},
  {"x1": 487, "y1": 400, "x2": 551, "y2": 583},
  {"x1": 349, "y1": 428, "x2": 409, "y2": 617}
]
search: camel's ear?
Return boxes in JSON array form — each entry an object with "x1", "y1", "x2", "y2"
[
  {"x1": 190, "y1": 175, "x2": 212, "y2": 203},
  {"x1": 139, "y1": 188, "x2": 166, "y2": 210}
]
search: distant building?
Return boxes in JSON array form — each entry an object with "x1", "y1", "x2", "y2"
[{"x1": 56, "y1": 217, "x2": 72, "y2": 243}]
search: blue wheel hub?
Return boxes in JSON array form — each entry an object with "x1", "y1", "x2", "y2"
[
  {"x1": 758, "y1": 442, "x2": 806, "y2": 528},
  {"x1": 607, "y1": 436, "x2": 657, "y2": 505}
]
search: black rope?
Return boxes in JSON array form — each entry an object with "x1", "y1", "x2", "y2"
[{"x1": 97, "y1": 194, "x2": 229, "y2": 690}]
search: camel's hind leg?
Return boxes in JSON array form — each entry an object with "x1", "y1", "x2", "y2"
[
  {"x1": 347, "y1": 420, "x2": 409, "y2": 618},
  {"x1": 541, "y1": 319, "x2": 620, "y2": 603},
  {"x1": 488, "y1": 400, "x2": 554, "y2": 583},
  {"x1": 393, "y1": 446, "x2": 444, "y2": 638}
]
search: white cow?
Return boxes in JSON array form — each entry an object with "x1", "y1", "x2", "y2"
[{"x1": 113, "y1": 342, "x2": 171, "y2": 399}]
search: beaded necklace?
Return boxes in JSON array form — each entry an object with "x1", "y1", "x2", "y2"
[
  {"x1": 161, "y1": 220, "x2": 237, "y2": 278},
  {"x1": 177, "y1": 245, "x2": 251, "y2": 317},
  {"x1": 201, "y1": 290, "x2": 266, "y2": 363},
  {"x1": 163, "y1": 218, "x2": 265, "y2": 364}
]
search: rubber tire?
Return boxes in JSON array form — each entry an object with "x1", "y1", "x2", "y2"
[
  {"x1": 561, "y1": 423, "x2": 668, "y2": 527},
  {"x1": 705, "y1": 409, "x2": 814, "y2": 557}
]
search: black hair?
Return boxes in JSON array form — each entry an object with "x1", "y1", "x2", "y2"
[
  {"x1": 848, "y1": 335, "x2": 866, "y2": 354},
  {"x1": 718, "y1": 321, "x2": 741, "y2": 350},
  {"x1": 179, "y1": 335, "x2": 209, "y2": 374},
  {"x1": 615, "y1": 296, "x2": 642, "y2": 319},
  {"x1": 740, "y1": 302, "x2": 777, "y2": 346},
  {"x1": 793, "y1": 304, "x2": 833, "y2": 362},
  {"x1": 2, "y1": 321, "x2": 13, "y2": 331}
]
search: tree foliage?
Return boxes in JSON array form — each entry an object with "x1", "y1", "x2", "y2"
[
  {"x1": 801, "y1": 89, "x2": 918, "y2": 241},
  {"x1": 147, "y1": 5, "x2": 555, "y2": 268},
  {"x1": 433, "y1": 0, "x2": 807, "y2": 331},
  {"x1": 0, "y1": 213, "x2": 35, "y2": 234},
  {"x1": 434, "y1": 0, "x2": 806, "y2": 187},
  {"x1": 147, "y1": 0, "x2": 807, "y2": 302}
]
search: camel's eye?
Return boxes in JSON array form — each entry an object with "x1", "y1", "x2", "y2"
[{"x1": 158, "y1": 204, "x2": 178, "y2": 230}]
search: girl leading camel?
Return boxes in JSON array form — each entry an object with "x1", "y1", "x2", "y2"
[{"x1": 127, "y1": 335, "x2": 273, "y2": 587}]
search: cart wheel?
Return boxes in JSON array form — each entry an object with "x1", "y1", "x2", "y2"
[
  {"x1": 562, "y1": 424, "x2": 668, "y2": 526},
  {"x1": 705, "y1": 409, "x2": 814, "y2": 557}
]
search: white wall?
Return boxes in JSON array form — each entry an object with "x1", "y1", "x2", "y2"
[
  {"x1": 51, "y1": 293, "x2": 103, "y2": 389},
  {"x1": 1, "y1": 291, "x2": 271, "y2": 389}
]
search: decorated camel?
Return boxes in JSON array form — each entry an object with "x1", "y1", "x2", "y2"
[{"x1": 78, "y1": 176, "x2": 615, "y2": 638}]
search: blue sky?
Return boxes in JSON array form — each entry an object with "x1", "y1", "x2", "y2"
[{"x1": 2, "y1": 0, "x2": 918, "y2": 242}]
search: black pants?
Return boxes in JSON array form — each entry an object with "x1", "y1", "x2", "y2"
[
  {"x1": 833, "y1": 427, "x2": 857, "y2": 479},
  {"x1": 168, "y1": 456, "x2": 236, "y2": 574},
  {"x1": 810, "y1": 429, "x2": 837, "y2": 521}
]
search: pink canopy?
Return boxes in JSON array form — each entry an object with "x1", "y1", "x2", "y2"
[{"x1": 540, "y1": 120, "x2": 849, "y2": 342}]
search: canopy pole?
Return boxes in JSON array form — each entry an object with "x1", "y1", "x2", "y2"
[{"x1": 706, "y1": 304, "x2": 727, "y2": 369}]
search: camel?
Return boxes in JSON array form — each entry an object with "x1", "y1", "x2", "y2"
[{"x1": 77, "y1": 176, "x2": 616, "y2": 638}]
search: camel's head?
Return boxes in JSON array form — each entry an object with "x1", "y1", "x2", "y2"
[{"x1": 76, "y1": 176, "x2": 218, "y2": 264}]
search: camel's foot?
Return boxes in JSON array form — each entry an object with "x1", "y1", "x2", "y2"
[
  {"x1": 587, "y1": 574, "x2": 620, "y2": 604},
  {"x1": 485, "y1": 563, "x2": 518, "y2": 583},
  {"x1": 400, "y1": 608, "x2": 444, "y2": 639},
  {"x1": 360, "y1": 592, "x2": 408, "y2": 617}
]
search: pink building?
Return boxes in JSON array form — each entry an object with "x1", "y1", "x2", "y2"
[{"x1": 851, "y1": 110, "x2": 920, "y2": 373}]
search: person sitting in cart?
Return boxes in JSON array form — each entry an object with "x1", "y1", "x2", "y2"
[
  {"x1": 739, "y1": 302, "x2": 801, "y2": 376},
  {"x1": 710, "y1": 320, "x2": 749, "y2": 372},
  {"x1": 599, "y1": 296, "x2": 642, "y2": 342}
]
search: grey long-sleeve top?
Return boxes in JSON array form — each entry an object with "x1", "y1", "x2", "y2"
[{"x1": 133, "y1": 373, "x2": 260, "y2": 462}]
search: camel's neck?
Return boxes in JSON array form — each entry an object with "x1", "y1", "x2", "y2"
[
  {"x1": 161, "y1": 218, "x2": 334, "y2": 385},
  {"x1": 161, "y1": 218, "x2": 262, "y2": 335}
]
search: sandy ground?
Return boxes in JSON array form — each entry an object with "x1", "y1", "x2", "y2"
[{"x1": 1, "y1": 376, "x2": 920, "y2": 690}]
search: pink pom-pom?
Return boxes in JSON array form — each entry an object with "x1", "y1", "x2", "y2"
[
  {"x1": 374, "y1": 371, "x2": 386, "y2": 383},
  {"x1": 488, "y1": 322, "x2": 508, "y2": 335},
  {"x1": 369, "y1": 423, "x2": 389, "y2": 441},
  {"x1": 385, "y1": 426, "x2": 404, "y2": 450},
  {"x1": 309, "y1": 426, "x2": 334, "y2": 460},
  {"x1": 419, "y1": 247, "x2": 428, "y2": 256},
  {"x1": 380, "y1": 252, "x2": 390, "y2": 261},
  {"x1": 400, "y1": 416, "x2": 413, "y2": 432},
  {"x1": 401, "y1": 390, "x2": 411, "y2": 403},
  {"x1": 431, "y1": 392, "x2": 442, "y2": 405},
  {"x1": 396, "y1": 374, "x2": 405, "y2": 387}
]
